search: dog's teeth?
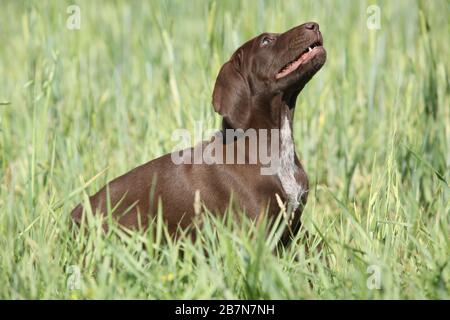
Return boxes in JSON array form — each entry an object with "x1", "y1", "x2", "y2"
[{"x1": 308, "y1": 47, "x2": 312, "y2": 52}]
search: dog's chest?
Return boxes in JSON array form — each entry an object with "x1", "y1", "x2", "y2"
[{"x1": 276, "y1": 116, "x2": 305, "y2": 211}]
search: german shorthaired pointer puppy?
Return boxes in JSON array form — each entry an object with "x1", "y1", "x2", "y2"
[{"x1": 71, "y1": 22, "x2": 326, "y2": 245}]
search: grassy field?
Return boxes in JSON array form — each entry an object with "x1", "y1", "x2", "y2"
[{"x1": 0, "y1": 0, "x2": 448, "y2": 299}]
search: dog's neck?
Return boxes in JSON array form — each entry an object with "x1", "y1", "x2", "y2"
[
  {"x1": 219, "y1": 92, "x2": 304, "y2": 210},
  {"x1": 267, "y1": 92, "x2": 304, "y2": 212},
  {"x1": 221, "y1": 92, "x2": 298, "y2": 132},
  {"x1": 217, "y1": 92, "x2": 305, "y2": 210}
]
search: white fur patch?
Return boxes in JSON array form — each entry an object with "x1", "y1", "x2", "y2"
[{"x1": 277, "y1": 115, "x2": 305, "y2": 213}]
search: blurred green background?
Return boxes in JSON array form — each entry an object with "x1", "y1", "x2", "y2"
[{"x1": 0, "y1": 0, "x2": 448, "y2": 299}]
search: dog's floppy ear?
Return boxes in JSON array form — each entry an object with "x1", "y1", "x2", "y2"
[{"x1": 212, "y1": 50, "x2": 251, "y2": 129}]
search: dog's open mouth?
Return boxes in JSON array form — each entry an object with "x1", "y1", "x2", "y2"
[{"x1": 276, "y1": 41, "x2": 323, "y2": 79}]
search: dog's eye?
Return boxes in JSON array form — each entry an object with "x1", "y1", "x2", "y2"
[{"x1": 261, "y1": 36, "x2": 274, "y2": 46}]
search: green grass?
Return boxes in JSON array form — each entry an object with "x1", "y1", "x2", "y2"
[{"x1": 0, "y1": 0, "x2": 449, "y2": 299}]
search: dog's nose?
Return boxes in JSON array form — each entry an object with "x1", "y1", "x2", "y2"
[{"x1": 304, "y1": 22, "x2": 319, "y2": 31}]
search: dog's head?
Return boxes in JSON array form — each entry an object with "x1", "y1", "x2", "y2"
[{"x1": 213, "y1": 22, "x2": 326, "y2": 129}]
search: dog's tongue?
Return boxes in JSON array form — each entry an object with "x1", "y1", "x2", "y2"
[{"x1": 276, "y1": 47, "x2": 315, "y2": 79}]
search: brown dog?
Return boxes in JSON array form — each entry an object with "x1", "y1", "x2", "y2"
[{"x1": 71, "y1": 22, "x2": 326, "y2": 245}]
